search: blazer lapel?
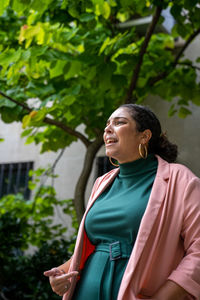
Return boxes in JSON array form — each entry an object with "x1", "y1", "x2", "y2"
[{"x1": 86, "y1": 168, "x2": 120, "y2": 211}]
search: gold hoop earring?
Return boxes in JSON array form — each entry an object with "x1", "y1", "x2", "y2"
[
  {"x1": 139, "y1": 144, "x2": 148, "y2": 159},
  {"x1": 109, "y1": 157, "x2": 119, "y2": 167}
]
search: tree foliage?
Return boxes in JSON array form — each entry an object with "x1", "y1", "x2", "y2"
[
  {"x1": 0, "y1": 166, "x2": 78, "y2": 299},
  {"x1": 0, "y1": 166, "x2": 77, "y2": 248},
  {"x1": 0, "y1": 217, "x2": 75, "y2": 300},
  {"x1": 0, "y1": 0, "x2": 200, "y2": 221}
]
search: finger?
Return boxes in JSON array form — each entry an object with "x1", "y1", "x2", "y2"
[
  {"x1": 50, "y1": 272, "x2": 78, "y2": 284},
  {"x1": 60, "y1": 281, "x2": 71, "y2": 295},
  {"x1": 49, "y1": 272, "x2": 78, "y2": 288},
  {"x1": 44, "y1": 270, "x2": 56, "y2": 277},
  {"x1": 44, "y1": 268, "x2": 62, "y2": 277},
  {"x1": 63, "y1": 271, "x2": 79, "y2": 279},
  {"x1": 50, "y1": 272, "x2": 78, "y2": 293},
  {"x1": 52, "y1": 280, "x2": 71, "y2": 296}
]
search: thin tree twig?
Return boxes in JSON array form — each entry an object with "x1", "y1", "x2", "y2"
[
  {"x1": 51, "y1": 148, "x2": 66, "y2": 187},
  {"x1": 0, "y1": 90, "x2": 90, "y2": 147},
  {"x1": 177, "y1": 62, "x2": 200, "y2": 71},
  {"x1": 0, "y1": 292, "x2": 9, "y2": 300},
  {"x1": 0, "y1": 90, "x2": 32, "y2": 112},
  {"x1": 52, "y1": 148, "x2": 66, "y2": 172},
  {"x1": 125, "y1": 5, "x2": 163, "y2": 103},
  {"x1": 149, "y1": 27, "x2": 200, "y2": 86},
  {"x1": 31, "y1": 148, "x2": 66, "y2": 213},
  {"x1": 174, "y1": 28, "x2": 200, "y2": 65},
  {"x1": 43, "y1": 117, "x2": 90, "y2": 147}
]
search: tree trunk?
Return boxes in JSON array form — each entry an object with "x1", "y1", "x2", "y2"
[{"x1": 74, "y1": 135, "x2": 104, "y2": 223}]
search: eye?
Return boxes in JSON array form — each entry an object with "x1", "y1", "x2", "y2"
[{"x1": 115, "y1": 120, "x2": 125, "y2": 126}]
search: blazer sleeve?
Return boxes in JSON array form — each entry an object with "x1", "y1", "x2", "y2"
[{"x1": 168, "y1": 177, "x2": 200, "y2": 298}]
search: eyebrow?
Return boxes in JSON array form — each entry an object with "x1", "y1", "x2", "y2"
[{"x1": 106, "y1": 117, "x2": 129, "y2": 123}]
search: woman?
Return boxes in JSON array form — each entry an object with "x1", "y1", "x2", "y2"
[{"x1": 44, "y1": 104, "x2": 200, "y2": 299}]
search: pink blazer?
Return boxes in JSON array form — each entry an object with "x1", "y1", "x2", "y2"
[{"x1": 63, "y1": 156, "x2": 200, "y2": 300}]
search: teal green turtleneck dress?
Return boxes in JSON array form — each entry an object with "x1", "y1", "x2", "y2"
[{"x1": 72, "y1": 155, "x2": 158, "y2": 300}]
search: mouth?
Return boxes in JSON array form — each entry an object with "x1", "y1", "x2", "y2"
[{"x1": 105, "y1": 138, "x2": 118, "y2": 145}]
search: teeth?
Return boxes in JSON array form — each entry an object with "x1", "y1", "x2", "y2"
[{"x1": 107, "y1": 139, "x2": 115, "y2": 144}]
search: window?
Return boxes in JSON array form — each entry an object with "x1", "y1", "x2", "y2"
[
  {"x1": 95, "y1": 156, "x2": 116, "y2": 179},
  {"x1": 0, "y1": 162, "x2": 33, "y2": 199}
]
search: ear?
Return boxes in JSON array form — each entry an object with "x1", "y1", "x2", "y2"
[{"x1": 140, "y1": 129, "x2": 152, "y2": 144}]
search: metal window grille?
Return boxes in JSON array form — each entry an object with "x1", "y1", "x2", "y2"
[
  {"x1": 95, "y1": 156, "x2": 116, "y2": 179},
  {"x1": 0, "y1": 162, "x2": 33, "y2": 199}
]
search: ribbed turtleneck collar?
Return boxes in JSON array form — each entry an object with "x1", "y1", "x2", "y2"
[{"x1": 119, "y1": 154, "x2": 157, "y2": 177}]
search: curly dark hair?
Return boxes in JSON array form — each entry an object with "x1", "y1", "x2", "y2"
[{"x1": 120, "y1": 104, "x2": 178, "y2": 163}]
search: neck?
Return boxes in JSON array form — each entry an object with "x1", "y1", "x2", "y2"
[{"x1": 118, "y1": 155, "x2": 141, "y2": 164}]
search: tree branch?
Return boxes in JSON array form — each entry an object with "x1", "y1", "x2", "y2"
[
  {"x1": 125, "y1": 5, "x2": 163, "y2": 103},
  {"x1": 74, "y1": 135, "x2": 104, "y2": 223},
  {"x1": 43, "y1": 117, "x2": 91, "y2": 147},
  {"x1": 177, "y1": 62, "x2": 200, "y2": 71},
  {"x1": 174, "y1": 28, "x2": 200, "y2": 65},
  {"x1": 149, "y1": 27, "x2": 200, "y2": 87},
  {"x1": 0, "y1": 90, "x2": 32, "y2": 112},
  {"x1": 0, "y1": 90, "x2": 91, "y2": 147}
]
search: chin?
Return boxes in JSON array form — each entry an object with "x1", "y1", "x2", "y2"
[{"x1": 106, "y1": 151, "x2": 115, "y2": 158}]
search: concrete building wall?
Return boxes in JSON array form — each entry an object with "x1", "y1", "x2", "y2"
[{"x1": 143, "y1": 99, "x2": 200, "y2": 177}]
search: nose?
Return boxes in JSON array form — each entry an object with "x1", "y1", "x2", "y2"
[{"x1": 104, "y1": 123, "x2": 113, "y2": 133}]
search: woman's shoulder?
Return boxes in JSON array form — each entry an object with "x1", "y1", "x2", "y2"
[
  {"x1": 157, "y1": 155, "x2": 199, "y2": 183},
  {"x1": 170, "y1": 161, "x2": 197, "y2": 175},
  {"x1": 169, "y1": 161, "x2": 200, "y2": 184}
]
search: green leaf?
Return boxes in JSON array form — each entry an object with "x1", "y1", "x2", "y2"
[
  {"x1": 30, "y1": 46, "x2": 49, "y2": 57},
  {"x1": 64, "y1": 110, "x2": 75, "y2": 121},
  {"x1": 21, "y1": 128, "x2": 33, "y2": 137},
  {"x1": 49, "y1": 60, "x2": 67, "y2": 78},
  {"x1": 107, "y1": 0, "x2": 117, "y2": 7},
  {"x1": 80, "y1": 13, "x2": 95, "y2": 22},
  {"x1": 168, "y1": 104, "x2": 177, "y2": 117},
  {"x1": 62, "y1": 95, "x2": 76, "y2": 106},
  {"x1": 99, "y1": 37, "x2": 110, "y2": 55},
  {"x1": 64, "y1": 61, "x2": 82, "y2": 79},
  {"x1": 0, "y1": 106, "x2": 23, "y2": 123},
  {"x1": 178, "y1": 107, "x2": 192, "y2": 119},
  {"x1": 68, "y1": 84, "x2": 81, "y2": 96},
  {"x1": 191, "y1": 90, "x2": 200, "y2": 106},
  {"x1": 61, "y1": 0, "x2": 68, "y2": 9},
  {"x1": 22, "y1": 114, "x2": 31, "y2": 129},
  {"x1": 0, "y1": 0, "x2": 10, "y2": 16},
  {"x1": 0, "y1": 98, "x2": 16, "y2": 108},
  {"x1": 25, "y1": 135, "x2": 35, "y2": 144},
  {"x1": 102, "y1": 2, "x2": 111, "y2": 19},
  {"x1": 12, "y1": 0, "x2": 31, "y2": 13},
  {"x1": 91, "y1": 0, "x2": 104, "y2": 6},
  {"x1": 0, "y1": 48, "x2": 21, "y2": 67}
]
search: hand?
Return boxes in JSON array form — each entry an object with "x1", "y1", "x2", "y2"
[{"x1": 44, "y1": 268, "x2": 78, "y2": 296}]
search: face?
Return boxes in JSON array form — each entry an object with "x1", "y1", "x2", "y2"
[{"x1": 104, "y1": 107, "x2": 151, "y2": 164}]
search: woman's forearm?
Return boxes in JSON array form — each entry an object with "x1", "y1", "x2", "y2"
[{"x1": 153, "y1": 280, "x2": 189, "y2": 300}]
